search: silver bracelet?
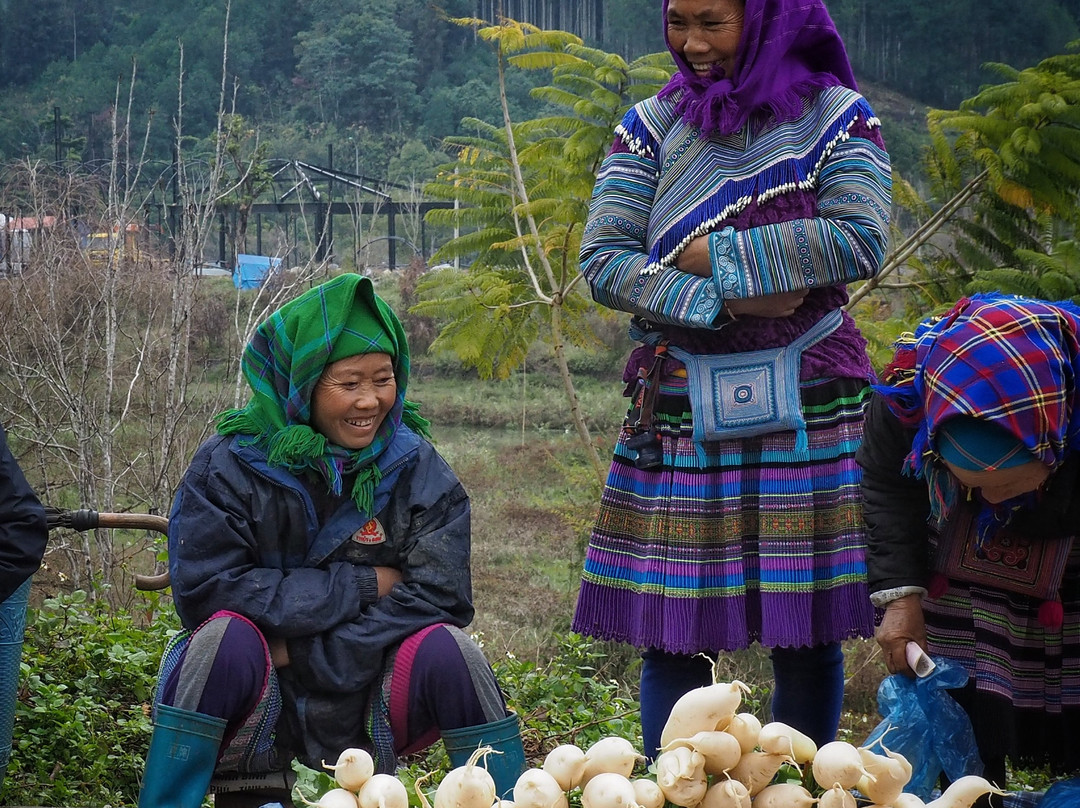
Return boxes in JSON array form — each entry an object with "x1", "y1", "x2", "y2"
[{"x1": 870, "y1": 585, "x2": 928, "y2": 609}]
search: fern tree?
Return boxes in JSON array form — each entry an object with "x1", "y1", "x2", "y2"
[
  {"x1": 929, "y1": 46, "x2": 1080, "y2": 303},
  {"x1": 416, "y1": 17, "x2": 671, "y2": 484},
  {"x1": 850, "y1": 43, "x2": 1080, "y2": 316}
]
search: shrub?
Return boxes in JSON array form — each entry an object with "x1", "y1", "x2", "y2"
[
  {"x1": 4, "y1": 590, "x2": 175, "y2": 806},
  {"x1": 495, "y1": 632, "x2": 640, "y2": 755},
  {"x1": 297, "y1": 633, "x2": 642, "y2": 806}
]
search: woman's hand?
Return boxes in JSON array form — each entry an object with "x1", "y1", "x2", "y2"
[
  {"x1": 674, "y1": 235, "x2": 713, "y2": 277},
  {"x1": 268, "y1": 637, "x2": 290, "y2": 668},
  {"x1": 265, "y1": 566, "x2": 400, "y2": 670},
  {"x1": 374, "y1": 566, "x2": 403, "y2": 597},
  {"x1": 672, "y1": 238, "x2": 809, "y2": 318},
  {"x1": 875, "y1": 594, "x2": 927, "y2": 676}
]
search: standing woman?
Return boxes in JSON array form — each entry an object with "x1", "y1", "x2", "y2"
[
  {"x1": 0, "y1": 421, "x2": 47, "y2": 604},
  {"x1": 571, "y1": 0, "x2": 891, "y2": 757},
  {"x1": 859, "y1": 294, "x2": 1080, "y2": 792},
  {"x1": 0, "y1": 419, "x2": 47, "y2": 783}
]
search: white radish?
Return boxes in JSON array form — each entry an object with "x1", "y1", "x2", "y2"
[
  {"x1": 359, "y1": 774, "x2": 410, "y2": 808},
  {"x1": 434, "y1": 746, "x2": 498, "y2": 808},
  {"x1": 543, "y1": 744, "x2": 587, "y2": 791},
  {"x1": 882, "y1": 739, "x2": 913, "y2": 782},
  {"x1": 865, "y1": 730, "x2": 914, "y2": 783},
  {"x1": 512, "y1": 769, "x2": 568, "y2": 808},
  {"x1": 755, "y1": 722, "x2": 817, "y2": 764},
  {"x1": 723, "y1": 713, "x2": 761, "y2": 755},
  {"x1": 698, "y1": 778, "x2": 750, "y2": 808},
  {"x1": 726, "y1": 750, "x2": 791, "y2": 795},
  {"x1": 580, "y1": 736, "x2": 643, "y2": 786},
  {"x1": 580, "y1": 772, "x2": 642, "y2": 808},
  {"x1": 893, "y1": 794, "x2": 927, "y2": 808},
  {"x1": 322, "y1": 748, "x2": 376, "y2": 792},
  {"x1": 817, "y1": 783, "x2": 857, "y2": 808},
  {"x1": 750, "y1": 783, "x2": 816, "y2": 808},
  {"x1": 856, "y1": 747, "x2": 910, "y2": 805},
  {"x1": 811, "y1": 741, "x2": 870, "y2": 791},
  {"x1": 662, "y1": 730, "x2": 741, "y2": 776},
  {"x1": 631, "y1": 779, "x2": 665, "y2": 808},
  {"x1": 297, "y1": 788, "x2": 360, "y2": 808},
  {"x1": 659, "y1": 681, "x2": 750, "y2": 748},
  {"x1": 924, "y1": 775, "x2": 1007, "y2": 808},
  {"x1": 494, "y1": 802, "x2": 517, "y2": 808},
  {"x1": 654, "y1": 747, "x2": 708, "y2": 808}
]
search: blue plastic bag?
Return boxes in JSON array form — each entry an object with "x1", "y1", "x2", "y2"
[
  {"x1": 862, "y1": 656, "x2": 983, "y2": 800},
  {"x1": 1041, "y1": 777, "x2": 1080, "y2": 807}
]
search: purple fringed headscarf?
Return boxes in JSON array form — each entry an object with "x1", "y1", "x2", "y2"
[{"x1": 659, "y1": 0, "x2": 858, "y2": 136}]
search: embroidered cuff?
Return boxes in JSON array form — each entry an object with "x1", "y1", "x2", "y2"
[
  {"x1": 870, "y1": 586, "x2": 928, "y2": 609},
  {"x1": 709, "y1": 227, "x2": 743, "y2": 299}
]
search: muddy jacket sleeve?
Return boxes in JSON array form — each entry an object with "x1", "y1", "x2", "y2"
[
  {"x1": 285, "y1": 444, "x2": 473, "y2": 694},
  {"x1": 168, "y1": 436, "x2": 380, "y2": 633}
]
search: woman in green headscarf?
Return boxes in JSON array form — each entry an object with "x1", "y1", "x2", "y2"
[{"x1": 137, "y1": 275, "x2": 524, "y2": 808}]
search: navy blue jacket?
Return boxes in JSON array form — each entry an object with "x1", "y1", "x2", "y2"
[
  {"x1": 167, "y1": 425, "x2": 472, "y2": 765},
  {"x1": 0, "y1": 422, "x2": 47, "y2": 604}
]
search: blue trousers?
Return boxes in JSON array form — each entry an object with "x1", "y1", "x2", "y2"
[{"x1": 639, "y1": 643, "x2": 845, "y2": 758}]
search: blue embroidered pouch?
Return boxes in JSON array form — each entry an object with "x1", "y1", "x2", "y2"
[{"x1": 666, "y1": 310, "x2": 842, "y2": 451}]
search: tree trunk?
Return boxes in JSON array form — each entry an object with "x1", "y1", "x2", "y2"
[
  {"x1": 493, "y1": 29, "x2": 606, "y2": 485},
  {"x1": 550, "y1": 303, "x2": 607, "y2": 484}
]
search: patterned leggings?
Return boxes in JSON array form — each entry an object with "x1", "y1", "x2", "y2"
[{"x1": 156, "y1": 611, "x2": 508, "y2": 773}]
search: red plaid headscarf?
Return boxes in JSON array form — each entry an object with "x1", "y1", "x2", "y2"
[
  {"x1": 877, "y1": 294, "x2": 1080, "y2": 545},
  {"x1": 879, "y1": 294, "x2": 1080, "y2": 476}
]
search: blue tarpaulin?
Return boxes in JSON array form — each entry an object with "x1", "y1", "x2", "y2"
[{"x1": 233, "y1": 254, "x2": 281, "y2": 289}]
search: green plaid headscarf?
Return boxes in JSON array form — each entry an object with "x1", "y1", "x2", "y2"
[{"x1": 215, "y1": 273, "x2": 430, "y2": 515}]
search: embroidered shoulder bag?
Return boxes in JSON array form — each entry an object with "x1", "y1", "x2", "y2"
[{"x1": 665, "y1": 309, "x2": 843, "y2": 451}]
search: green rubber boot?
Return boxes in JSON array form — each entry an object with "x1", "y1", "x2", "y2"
[
  {"x1": 442, "y1": 712, "x2": 526, "y2": 800},
  {"x1": 137, "y1": 703, "x2": 227, "y2": 808}
]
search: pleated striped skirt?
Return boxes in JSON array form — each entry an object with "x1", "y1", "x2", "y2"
[
  {"x1": 572, "y1": 374, "x2": 876, "y2": 654},
  {"x1": 924, "y1": 559, "x2": 1080, "y2": 772}
]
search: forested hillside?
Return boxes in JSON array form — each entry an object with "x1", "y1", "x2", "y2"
[{"x1": 0, "y1": 0, "x2": 1077, "y2": 178}]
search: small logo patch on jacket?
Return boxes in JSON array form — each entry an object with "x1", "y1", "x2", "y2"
[{"x1": 351, "y1": 519, "x2": 386, "y2": 545}]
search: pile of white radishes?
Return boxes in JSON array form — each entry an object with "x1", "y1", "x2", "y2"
[
  {"x1": 296, "y1": 747, "x2": 410, "y2": 808},
  {"x1": 609, "y1": 679, "x2": 1004, "y2": 808},
  {"x1": 297, "y1": 679, "x2": 1007, "y2": 808}
]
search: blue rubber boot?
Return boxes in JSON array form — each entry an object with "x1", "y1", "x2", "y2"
[
  {"x1": 138, "y1": 703, "x2": 227, "y2": 808},
  {"x1": 442, "y1": 712, "x2": 526, "y2": 800}
]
